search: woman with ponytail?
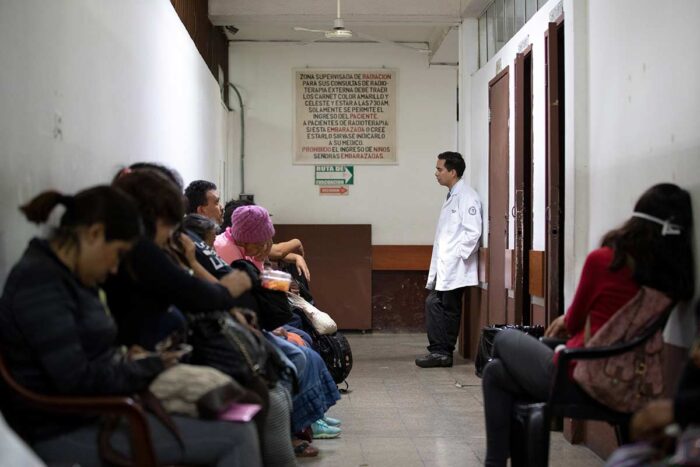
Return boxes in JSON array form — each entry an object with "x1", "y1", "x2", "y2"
[{"x1": 0, "y1": 186, "x2": 262, "y2": 467}]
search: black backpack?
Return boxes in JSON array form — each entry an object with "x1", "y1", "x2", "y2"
[
  {"x1": 314, "y1": 331, "x2": 353, "y2": 384},
  {"x1": 277, "y1": 261, "x2": 353, "y2": 385}
]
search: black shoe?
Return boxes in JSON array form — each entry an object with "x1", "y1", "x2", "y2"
[{"x1": 415, "y1": 353, "x2": 453, "y2": 368}]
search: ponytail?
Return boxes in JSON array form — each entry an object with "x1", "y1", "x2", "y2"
[
  {"x1": 19, "y1": 191, "x2": 74, "y2": 224},
  {"x1": 19, "y1": 186, "x2": 142, "y2": 244}
]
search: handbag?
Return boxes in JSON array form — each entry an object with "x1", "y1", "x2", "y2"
[
  {"x1": 475, "y1": 324, "x2": 545, "y2": 377},
  {"x1": 149, "y1": 364, "x2": 246, "y2": 418},
  {"x1": 572, "y1": 287, "x2": 673, "y2": 413},
  {"x1": 188, "y1": 311, "x2": 283, "y2": 388},
  {"x1": 314, "y1": 332, "x2": 353, "y2": 384}
]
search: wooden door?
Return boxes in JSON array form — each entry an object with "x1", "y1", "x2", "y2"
[
  {"x1": 545, "y1": 19, "x2": 565, "y2": 323},
  {"x1": 514, "y1": 47, "x2": 534, "y2": 325},
  {"x1": 487, "y1": 68, "x2": 510, "y2": 324}
]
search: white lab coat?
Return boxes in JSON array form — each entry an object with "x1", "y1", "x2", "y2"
[{"x1": 426, "y1": 178, "x2": 482, "y2": 291}]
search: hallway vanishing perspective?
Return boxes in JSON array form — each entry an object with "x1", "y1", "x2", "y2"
[{"x1": 303, "y1": 333, "x2": 603, "y2": 467}]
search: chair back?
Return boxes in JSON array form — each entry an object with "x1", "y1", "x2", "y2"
[{"x1": 0, "y1": 351, "x2": 157, "y2": 466}]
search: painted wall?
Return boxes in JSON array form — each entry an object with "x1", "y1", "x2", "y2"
[
  {"x1": 0, "y1": 0, "x2": 227, "y2": 284},
  {"x1": 227, "y1": 42, "x2": 457, "y2": 245},
  {"x1": 466, "y1": 0, "x2": 700, "y2": 343},
  {"x1": 585, "y1": 0, "x2": 700, "y2": 345}
]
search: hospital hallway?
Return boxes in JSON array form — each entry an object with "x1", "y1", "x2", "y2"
[{"x1": 302, "y1": 333, "x2": 603, "y2": 467}]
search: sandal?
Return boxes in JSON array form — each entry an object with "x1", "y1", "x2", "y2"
[{"x1": 293, "y1": 439, "x2": 319, "y2": 458}]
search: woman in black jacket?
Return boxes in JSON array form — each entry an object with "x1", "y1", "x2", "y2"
[{"x1": 0, "y1": 185, "x2": 261, "y2": 467}]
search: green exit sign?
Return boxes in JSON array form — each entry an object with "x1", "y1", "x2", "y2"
[{"x1": 315, "y1": 165, "x2": 354, "y2": 185}]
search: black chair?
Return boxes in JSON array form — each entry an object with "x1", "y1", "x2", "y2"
[{"x1": 510, "y1": 302, "x2": 676, "y2": 467}]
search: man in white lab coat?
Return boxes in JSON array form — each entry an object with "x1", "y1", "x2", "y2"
[{"x1": 416, "y1": 152, "x2": 482, "y2": 368}]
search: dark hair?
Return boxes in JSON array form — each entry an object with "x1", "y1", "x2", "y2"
[
  {"x1": 221, "y1": 199, "x2": 254, "y2": 230},
  {"x1": 437, "y1": 151, "x2": 466, "y2": 177},
  {"x1": 19, "y1": 186, "x2": 142, "y2": 247},
  {"x1": 112, "y1": 170, "x2": 185, "y2": 239},
  {"x1": 601, "y1": 183, "x2": 694, "y2": 300},
  {"x1": 182, "y1": 214, "x2": 217, "y2": 240},
  {"x1": 184, "y1": 180, "x2": 217, "y2": 214},
  {"x1": 112, "y1": 162, "x2": 184, "y2": 191}
]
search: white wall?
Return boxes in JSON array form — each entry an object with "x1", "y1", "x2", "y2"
[
  {"x1": 586, "y1": 0, "x2": 700, "y2": 345},
  {"x1": 0, "y1": 0, "x2": 227, "y2": 284},
  {"x1": 227, "y1": 42, "x2": 457, "y2": 245}
]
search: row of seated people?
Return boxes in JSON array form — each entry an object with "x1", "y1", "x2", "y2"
[
  {"x1": 480, "y1": 183, "x2": 696, "y2": 466},
  {"x1": 0, "y1": 162, "x2": 344, "y2": 466}
]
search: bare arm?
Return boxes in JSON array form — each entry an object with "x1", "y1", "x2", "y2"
[
  {"x1": 281, "y1": 253, "x2": 311, "y2": 281},
  {"x1": 269, "y1": 239, "x2": 304, "y2": 260}
]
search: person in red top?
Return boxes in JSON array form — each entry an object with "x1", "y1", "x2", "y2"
[{"x1": 481, "y1": 183, "x2": 695, "y2": 467}]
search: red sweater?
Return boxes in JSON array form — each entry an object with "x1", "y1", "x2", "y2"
[{"x1": 564, "y1": 247, "x2": 639, "y2": 351}]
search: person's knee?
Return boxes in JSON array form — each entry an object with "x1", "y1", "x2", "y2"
[
  {"x1": 492, "y1": 329, "x2": 521, "y2": 358},
  {"x1": 425, "y1": 292, "x2": 441, "y2": 312},
  {"x1": 482, "y1": 358, "x2": 508, "y2": 389}
]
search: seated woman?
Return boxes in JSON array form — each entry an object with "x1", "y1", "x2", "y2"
[
  {"x1": 216, "y1": 200, "x2": 310, "y2": 281},
  {"x1": 482, "y1": 183, "x2": 695, "y2": 467},
  {"x1": 216, "y1": 205, "x2": 342, "y2": 440},
  {"x1": 0, "y1": 186, "x2": 261, "y2": 467},
  {"x1": 108, "y1": 169, "x2": 298, "y2": 466}
]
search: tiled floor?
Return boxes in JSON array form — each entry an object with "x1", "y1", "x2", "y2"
[{"x1": 300, "y1": 333, "x2": 604, "y2": 467}]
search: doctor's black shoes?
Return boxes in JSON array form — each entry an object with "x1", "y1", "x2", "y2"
[{"x1": 415, "y1": 353, "x2": 453, "y2": 368}]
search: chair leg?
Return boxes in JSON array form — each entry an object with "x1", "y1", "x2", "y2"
[
  {"x1": 511, "y1": 403, "x2": 550, "y2": 467},
  {"x1": 614, "y1": 422, "x2": 630, "y2": 446}
]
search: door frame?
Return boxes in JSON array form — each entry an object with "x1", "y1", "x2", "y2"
[
  {"x1": 514, "y1": 45, "x2": 534, "y2": 325},
  {"x1": 487, "y1": 66, "x2": 510, "y2": 324},
  {"x1": 545, "y1": 16, "x2": 565, "y2": 324}
]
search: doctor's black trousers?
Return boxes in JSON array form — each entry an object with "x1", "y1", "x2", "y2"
[{"x1": 425, "y1": 287, "x2": 466, "y2": 356}]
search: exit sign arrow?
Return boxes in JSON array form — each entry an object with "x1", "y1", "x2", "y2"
[
  {"x1": 319, "y1": 186, "x2": 349, "y2": 195},
  {"x1": 315, "y1": 165, "x2": 354, "y2": 185}
]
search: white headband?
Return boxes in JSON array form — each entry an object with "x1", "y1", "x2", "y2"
[{"x1": 631, "y1": 212, "x2": 682, "y2": 236}]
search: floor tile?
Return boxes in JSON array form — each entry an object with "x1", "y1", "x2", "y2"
[{"x1": 303, "y1": 333, "x2": 603, "y2": 467}]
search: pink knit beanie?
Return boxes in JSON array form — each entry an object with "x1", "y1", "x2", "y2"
[{"x1": 230, "y1": 205, "x2": 275, "y2": 243}]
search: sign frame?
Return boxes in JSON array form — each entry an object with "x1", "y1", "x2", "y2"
[
  {"x1": 292, "y1": 67, "x2": 399, "y2": 166},
  {"x1": 314, "y1": 165, "x2": 354, "y2": 185}
]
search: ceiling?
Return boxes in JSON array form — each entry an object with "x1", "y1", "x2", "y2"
[{"x1": 209, "y1": 0, "x2": 492, "y2": 64}]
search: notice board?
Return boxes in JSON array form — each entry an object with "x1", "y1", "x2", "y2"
[{"x1": 294, "y1": 69, "x2": 396, "y2": 165}]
